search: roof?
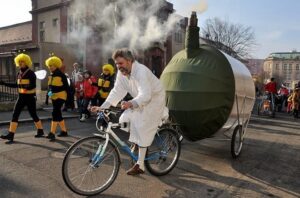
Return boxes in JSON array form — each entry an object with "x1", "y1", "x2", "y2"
[
  {"x1": 0, "y1": 21, "x2": 32, "y2": 45},
  {"x1": 267, "y1": 51, "x2": 300, "y2": 60}
]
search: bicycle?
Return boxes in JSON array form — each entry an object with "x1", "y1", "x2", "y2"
[
  {"x1": 62, "y1": 108, "x2": 181, "y2": 196},
  {"x1": 257, "y1": 91, "x2": 276, "y2": 118}
]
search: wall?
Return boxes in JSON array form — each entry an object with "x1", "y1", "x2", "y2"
[
  {"x1": 171, "y1": 29, "x2": 185, "y2": 57},
  {"x1": 38, "y1": 9, "x2": 61, "y2": 43},
  {"x1": 36, "y1": 0, "x2": 61, "y2": 9}
]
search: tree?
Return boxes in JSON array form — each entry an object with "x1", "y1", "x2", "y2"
[{"x1": 201, "y1": 17, "x2": 256, "y2": 59}]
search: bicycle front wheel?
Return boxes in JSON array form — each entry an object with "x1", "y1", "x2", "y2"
[
  {"x1": 145, "y1": 128, "x2": 181, "y2": 176},
  {"x1": 62, "y1": 136, "x2": 120, "y2": 196}
]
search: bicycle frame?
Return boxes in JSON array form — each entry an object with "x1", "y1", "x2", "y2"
[
  {"x1": 91, "y1": 114, "x2": 163, "y2": 166},
  {"x1": 259, "y1": 92, "x2": 276, "y2": 113}
]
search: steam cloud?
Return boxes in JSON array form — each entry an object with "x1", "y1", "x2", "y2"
[
  {"x1": 67, "y1": 0, "x2": 182, "y2": 60},
  {"x1": 194, "y1": 0, "x2": 208, "y2": 14}
]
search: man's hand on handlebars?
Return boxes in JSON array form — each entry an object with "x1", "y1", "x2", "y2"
[
  {"x1": 90, "y1": 106, "x2": 101, "y2": 113},
  {"x1": 121, "y1": 101, "x2": 132, "y2": 110}
]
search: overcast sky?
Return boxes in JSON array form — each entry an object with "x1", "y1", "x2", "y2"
[
  {"x1": 0, "y1": 0, "x2": 32, "y2": 26},
  {"x1": 1, "y1": 0, "x2": 300, "y2": 59}
]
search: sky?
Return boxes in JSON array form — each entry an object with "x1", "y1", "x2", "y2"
[
  {"x1": 169, "y1": 0, "x2": 300, "y2": 59},
  {"x1": 0, "y1": 0, "x2": 300, "y2": 59}
]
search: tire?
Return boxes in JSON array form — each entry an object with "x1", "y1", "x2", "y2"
[
  {"x1": 257, "y1": 101, "x2": 261, "y2": 115},
  {"x1": 271, "y1": 102, "x2": 276, "y2": 118},
  {"x1": 231, "y1": 125, "x2": 243, "y2": 159},
  {"x1": 145, "y1": 128, "x2": 181, "y2": 176},
  {"x1": 270, "y1": 96, "x2": 276, "y2": 118},
  {"x1": 62, "y1": 136, "x2": 120, "y2": 196},
  {"x1": 271, "y1": 111, "x2": 275, "y2": 118}
]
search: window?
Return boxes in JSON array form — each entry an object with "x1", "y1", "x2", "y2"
[
  {"x1": 68, "y1": 17, "x2": 73, "y2": 32},
  {"x1": 174, "y1": 32, "x2": 183, "y2": 43},
  {"x1": 79, "y1": 17, "x2": 85, "y2": 31},
  {"x1": 289, "y1": 63, "x2": 292, "y2": 70},
  {"x1": 40, "y1": 30, "x2": 45, "y2": 42},
  {"x1": 52, "y1": 18, "x2": 58, "y2": 27},
  {"x1": 296, "y1": 64, "x2": 299, "y2": 70},
  {"x1": 283, "y1": 64, "x2": 287, "y2": 70},
  {"x1": 275, "y1": 64, "x2": 279, "y2": 70},
  {"x1": 39, "y1": 21, "x2": 45, "y2": 30},
  {"x1": 74, "y1": 18, "x2": 78, "y2": 31}
]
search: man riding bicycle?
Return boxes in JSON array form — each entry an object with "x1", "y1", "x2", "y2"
[{"x1": 91, "y1": 48, "x2": 167, "y2": 175}]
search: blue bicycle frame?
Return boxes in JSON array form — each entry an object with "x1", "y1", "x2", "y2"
[{"x1": 90, "y1": 111, "x2": 166, "y2": 166}]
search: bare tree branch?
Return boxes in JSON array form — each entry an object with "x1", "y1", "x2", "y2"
[{"x1": 201, "y1": 17, "x2": 257, "y2": 59}]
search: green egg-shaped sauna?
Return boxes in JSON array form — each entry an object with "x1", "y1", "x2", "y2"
[{"x1": 161, "y1": 12, "x2": 255, "y2": 141}]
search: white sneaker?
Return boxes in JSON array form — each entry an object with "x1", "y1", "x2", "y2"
[{"x1": 80, "y1": 114, "x2": 87, "y2": 122}]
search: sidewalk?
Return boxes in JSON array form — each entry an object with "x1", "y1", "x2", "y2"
[{"x1": 0, "y1": 107, "x2": 79, "y2": 126}]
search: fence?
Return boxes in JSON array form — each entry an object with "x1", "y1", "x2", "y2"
[{"x1": 0, "y1": 75, "x2": 18, "y2": 102}]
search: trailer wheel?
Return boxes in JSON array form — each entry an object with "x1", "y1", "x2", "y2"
[{"x1": 231, "y1": 125, "x2": 243, "y2": 159}]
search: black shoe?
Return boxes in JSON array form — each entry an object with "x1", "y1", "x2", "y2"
[
  {"x1": 46, "y1": 133, "x2": 55, "y2": 142},
  {"x1": 57, "y1": 131, "x2": 68, "y2": 137},
  {"x1": 5, "y1": 139, "x2": 14, "y2": 144},
  {"x1": 1, "y1": 132, "x2": 14, "y2": 144},
  {"x1": 126, "y1": 164, "x2": 145, "y2": 175},
  {"x1": 34, "y1": 129, "x2": 44, "y2": 138}
]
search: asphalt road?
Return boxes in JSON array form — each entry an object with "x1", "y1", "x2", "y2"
[{"x1": 0, "y1": 113, "x2": 299, "y2": 198}]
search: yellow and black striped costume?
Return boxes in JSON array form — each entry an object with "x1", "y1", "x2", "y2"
[
  {"x1": 47, "y1": 68, "x2": 69, "y2": 138},
  {"x1": 98, "y1": 74, "x2": 114, "y2": 96},
  {"x1": 0, "y1": 66, "x2": 44, "y2": 143},
  {"x1": 92, "y1": 64, "x2": 115, "y2": 106}
]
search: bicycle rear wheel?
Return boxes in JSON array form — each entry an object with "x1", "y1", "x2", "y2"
[
  {"x1": 62, "y1": 136, "x2": 120, "y2": 196},
  {"x1": 145, "y1": 128, "x2": 181, "y2": 176}
]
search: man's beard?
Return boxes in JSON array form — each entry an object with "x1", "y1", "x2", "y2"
[{"x1": 119, "y1": 67, "x2": 130, "y2": 75}]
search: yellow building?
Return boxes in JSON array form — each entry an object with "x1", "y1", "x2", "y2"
[{"x1": 264, "y1": 51, "x2": 300, "y2": 88}]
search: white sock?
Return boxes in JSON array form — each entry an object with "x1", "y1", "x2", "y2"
[
  {"x1": 137, "y1": 147, "x2": 147, "y2": 171},
  {"x1": 130, "y1": 144, "x2": 136, "y2": 153}
]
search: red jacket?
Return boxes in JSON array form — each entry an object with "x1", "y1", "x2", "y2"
[
  {"x1": 264, "y1": 82, "x2": 277, "y2": 94},
  {"x1": 75, "y1": 81, "x2": 84, "y2": 98},
  {"x1": 278, "y1": 87, "x2": 289, "y2": 96},
  {"x1": 83, "y1": 76, "x2": 98, "y2": 98}
]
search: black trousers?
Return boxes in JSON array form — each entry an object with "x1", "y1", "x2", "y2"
[
  {"x1": 12, "y1": 94, "x2": 40, "y2": 122},
  {"x1": 52, "y1": 99, "x2": 65, "y2": 122},
  {"x1": 80, "y1": 98, "x2": 92, "y2": 116}
]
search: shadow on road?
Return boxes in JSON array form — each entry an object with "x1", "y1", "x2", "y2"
[{"x1": 155, "y1": 113, "x2": 300, "y2": 198}]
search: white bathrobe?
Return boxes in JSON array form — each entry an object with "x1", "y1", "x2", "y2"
[{"x1": 101, "y1": 61, "x2": 166, "y2": 147}]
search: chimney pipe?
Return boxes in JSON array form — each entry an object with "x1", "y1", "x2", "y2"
[{"x1": 185, "y1": 11, "x2": 200, "y2": 58}]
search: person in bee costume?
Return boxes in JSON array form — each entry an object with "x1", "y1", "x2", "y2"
[
  {"x1": 45, "y1": 56, "x2": 70, "y2": 141},
  {"x1": 92, "y1": 64, "x2": 115, "y2": 106},
  {"x1": 0, "y1": 53, "x2": 44, "y2": 144}
]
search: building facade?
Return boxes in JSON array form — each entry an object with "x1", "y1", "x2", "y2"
[
  {"x1": 0, "y1": 0, "x2": 188, "y2": 97},
  {"x1": 264, "y1": 51, "x2": 300, "y2": 88},
  {"x1": 0, "y1": 21, "x2": 34, "y2": 77}
]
